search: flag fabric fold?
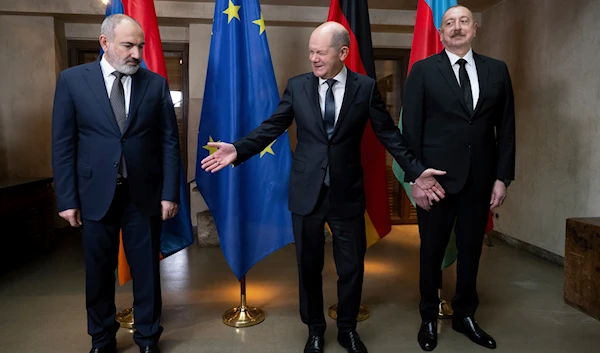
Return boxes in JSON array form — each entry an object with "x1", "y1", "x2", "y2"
[
  {"x1": 104, "y1": 0, "x2": 194, "y2": 285},
  {"x1": 195, "y1": 0, "x2": 294, "y2": 280},
  {"x1": 327, "y1": 0, "x2": 391, "y2": 248},
  {"x1": 392, "y1": 0, "x2": 494, "y2": 269}
]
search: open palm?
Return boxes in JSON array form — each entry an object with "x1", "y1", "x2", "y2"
[{"x1": 200, "y1": 142, "x2": 237, "y2": 173}]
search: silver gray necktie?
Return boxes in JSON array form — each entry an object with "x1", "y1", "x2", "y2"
[{"x1": 110, "y1": 71, "x2": 128, "y2": 178}]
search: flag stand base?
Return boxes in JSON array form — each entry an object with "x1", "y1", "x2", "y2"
[
  {"x1": 328, "y1": 304, "x2": 370, "y2": 321},
  {"x1": 116, "y1": 307, "x2": 135, "y2": 333},
  {"x1": 222, "y1": 305, "x2": 265, "y2": 328},
  {"x1": 222, "y1": 276, "x2": 265, "y2": 328},
  {"x1": 438, "y1": 299, "x2": 453, "y2": 319}
]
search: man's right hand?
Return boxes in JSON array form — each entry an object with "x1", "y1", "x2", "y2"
[
  {"x1": 59, "y1": 208, "x2": 82, "y2": 227},
  {"x1": 414, "y1": 168, "x2": 447, "y2": 202},
  {"x1": 200, "y1": 142, "x2": 238, "y2": 173}
]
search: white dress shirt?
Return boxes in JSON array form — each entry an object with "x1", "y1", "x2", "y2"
[
  {"x1": 99, "y1": 55, "x2": 132, "y2": 116},
  {"x1": 445, "y1": 48, "x2": 479, "y2": 109},
  {"x1": 318, "y1": 65, "x2": 347, "y2": 124}
]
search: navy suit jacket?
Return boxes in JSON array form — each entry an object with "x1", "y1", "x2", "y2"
[{"x1": 52, "y1": 60, "x2": 180, "y2": 221}]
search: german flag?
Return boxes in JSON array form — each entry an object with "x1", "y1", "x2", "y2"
[{"x1": 327, "y1": 0, "x2": 391, "y2": 248}]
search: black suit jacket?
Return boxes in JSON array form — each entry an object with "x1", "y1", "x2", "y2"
[
  {"x1": 402, "y1": 51, "x2": 516, "y2": 195},
  {"x1": 234, "y1": 69, "x2": 425, "y2": 217},
  {"x1": 52, "y1": 60, "x2": 180, "y2": 221}
]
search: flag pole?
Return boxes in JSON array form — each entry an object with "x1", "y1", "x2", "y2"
[
  {"x1": 222, "y1": 276, "x2": 265, "y2": 327},
  {"x1": 438, "y1": 270, "x2": 453, "y2": 319}
]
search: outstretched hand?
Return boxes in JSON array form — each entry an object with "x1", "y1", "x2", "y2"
[
  {"x1": 414, "y1": 168, "x2": 447, "y2": 202},
  {"x1": 200, "y1": 142, "x2": 238, "y2": 173}
]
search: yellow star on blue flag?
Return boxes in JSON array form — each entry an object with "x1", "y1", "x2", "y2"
[
  {"x1": 223, "y1": 0, "x2": 241, "y2": 23},
  {"x1": 252, "y1": 12, "x2": 266, "y2": 35},
  {"x1": 260, "y1": 139, "x2": 276, "y2": 157}
]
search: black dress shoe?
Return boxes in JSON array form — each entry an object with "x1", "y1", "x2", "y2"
[
  {"x1": 140, "y1": 345, "x2": 161, "y2": 353},
  {"x1": 417, "y1": 321, "x2": 437, "y2": 351},
  {"x1": 337, "y1": 331, "x2": 368, "y2": 353},
  {"x1": 452, "y1": 316, "x2": 496, "y2": 349},
  {"x1": 304, "y1": 335, "x2": 324, "y2": 353}
]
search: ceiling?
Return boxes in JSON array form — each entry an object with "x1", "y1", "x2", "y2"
[{"x1": 164, "y1": 0, "x2": 505, "y2": 12}]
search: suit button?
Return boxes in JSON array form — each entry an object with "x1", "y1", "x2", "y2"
[
  {"x1": 328, "y1": 144, "x2": 332, "y2": 147},
  {"x1": 321, "y1": 167, "x2": 326, "y2": 171},
  {"x1": 121, "y1": 138, "x2": 126, "y2": 142},
  {"x1": 113, "y1": 162, "x2": 118, "y2": 168},
  {"x1": 467, "y1": 144, "x2": 471, "y2": 148},
  {"x1": 469, "y1": 120, "x2": 473, "y2": 125}
]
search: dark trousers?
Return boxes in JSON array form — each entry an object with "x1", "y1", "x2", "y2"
[
  {"x1": 82, "y1": 180, "x2": 163, "y2": 348},
  {"x1": 292, "y1": 185, "x2": 366, "y2": 335},
  {"x1": 417, "y1": 175, "x2": 491, "y2": 322}
]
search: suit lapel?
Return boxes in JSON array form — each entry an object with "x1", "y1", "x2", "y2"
[
  {"x1": 332, "y1": 69, "x2": 359, "y2": 140},
  {"x1": 473, "y1": 52, "x2": 488, "y2": 116},
  {"x1": 436, "y1": 51, "x2": 471, "y2": 118},
  {"x1": 83, "y1": 61, "x2": 121, "y2": 135},
  {"x1": 124, "y1": 70, "x2": 149, "y2": 134},
  {"x1": 303, "y1": 74, "x2": 327, "y2": 138}
]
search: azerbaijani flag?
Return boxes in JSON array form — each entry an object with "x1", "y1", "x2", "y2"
[
  {"x1": 104, "y1": 0, "x2": 194, "y2": 285},
  {"x1": 392, "y1": 0, "x2": 494, "y2": 269},
  {"x1": 327, "y1": 0, "x2": 391, "y2": 248}
]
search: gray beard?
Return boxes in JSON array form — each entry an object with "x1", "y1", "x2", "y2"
[
  {"x1": 105, "y1": 51, "x2": 140, "y2": 75},
  {"x1": 113, "y1": 62, "x2": 140, "y2": 75}
]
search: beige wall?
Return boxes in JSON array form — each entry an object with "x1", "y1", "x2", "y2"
[
  {"x1": 475, "y1": 0, "x2": 600, "y2": 256},
  {"x1": 0, "y1": 15, "x2": 57, "y2": 179}
]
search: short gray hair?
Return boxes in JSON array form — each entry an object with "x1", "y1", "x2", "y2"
[
  {"x1": 331, "y1": 28, "x2": 350, "y2": 50},
  {"x1": 100, "y1": 14, "x2": 140, "y2": 40}
]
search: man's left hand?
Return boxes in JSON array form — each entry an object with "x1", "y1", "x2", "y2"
[
  {"x1": 161, "y1": 200, "x2": 178, "y2": 220},
  {"x1": 490, "y1": 180, "x2": 507, "y2": 209}
]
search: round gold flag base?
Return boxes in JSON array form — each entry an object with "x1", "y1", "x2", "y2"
[
  {"x1": 438, "y1": 299, "x2": 453, "y2": 319},
  {"x1": 222, "y1": 305, "x2": 265, "y2": 328},
  {"x1": 328, "y1": 304, "x2": 370, "y2": 322},
  {"x1": 116, "y1": 307, "x2": 135, "y2": 333}
]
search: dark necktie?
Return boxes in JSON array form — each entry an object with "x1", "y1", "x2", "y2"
[
  {"x1": 323, "y1": 79, "x2": 336, "y2": 186},
  {"x1": 324, "y1": 79, "x2": 336, "y2": 139},
  {"x1": 110, "y1": 71, "x2": 128, "y2": 177},
  {"x1": 457, "y1": 59, "x2": 473, "y2": 115}
]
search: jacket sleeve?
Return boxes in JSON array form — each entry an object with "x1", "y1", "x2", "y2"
[
  {"x1": 401, "y1": 62, "x2": 426, "y2": 183},
  {"x1": 233, "y1": 79, "x2": 295, "y2": 165},
  {"x1": 495, "y1": 62, "x2": 516, "y2": 181},
  {"x1": 159, "y1": 78, "x2": 181, "y2": 203},
  {"x1": 51, "y1": 72, "x2": 80, "y2": 212},
  {"x1": 368, "y1": 78, "x2": 426, "y2": 182}
]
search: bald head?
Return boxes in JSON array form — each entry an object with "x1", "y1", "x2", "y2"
[
  {"x1": 100, "y1": 14, "x2": 142, "y2": 41},
  {"x1": 309, "y1": 22, "x2": 350, "y2": 79},
  {"x1": 439, "y1": 5, "x2": 477, "y2": 56},
  {"x1": 312, "y1": 21, "x2": 350, "y2": 50}
]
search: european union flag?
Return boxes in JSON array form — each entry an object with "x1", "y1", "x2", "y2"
[{"x1": 195, "y1": 0, "x2": 294, "y2": 280}]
